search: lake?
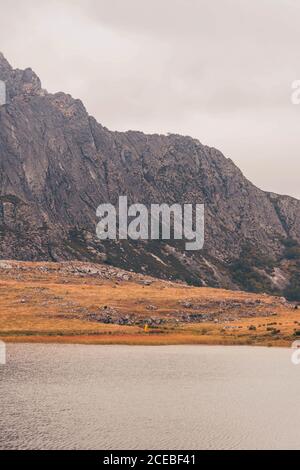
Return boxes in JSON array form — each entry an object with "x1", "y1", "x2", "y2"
[{"x1": 0, "y1": 344, "x2": 299, "y2": 449}]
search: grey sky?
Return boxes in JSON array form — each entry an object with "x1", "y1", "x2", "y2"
[{"x1": 0, "y1": 0, "x2": 299, "y2": 198}]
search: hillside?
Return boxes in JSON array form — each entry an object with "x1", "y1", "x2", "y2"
[
  {"x1": 0, "y1": 53, "x2": 299, "y2": 297},
  {"x1": 0, "y1": 260, "x2": 299, "y2": 346}
]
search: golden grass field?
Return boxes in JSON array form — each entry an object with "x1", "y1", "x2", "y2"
[{"x1": 0, "y1": 260, "x2": 299, "y2": 347}]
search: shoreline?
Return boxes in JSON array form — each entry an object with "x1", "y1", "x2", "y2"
[
  {"x1": 0, "y1": 332, "x2": 293, "y2": 348},
  {"x1": 1, "y1": 338, "x2": 292, "y2": 349}
]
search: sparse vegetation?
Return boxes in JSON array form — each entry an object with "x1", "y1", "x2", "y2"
[
  {"x1": 282, "y1": 238, "x2": 300, "y2": 260},
  {"x1": 229, "y1": 243, "x2": 276, "y2": 293},
  {"x1": 0, "y1": 260, "x2": 298, "y2": 347},
  {"x1": 284, "y1": 263, "x2": 300, "y2": 301}
]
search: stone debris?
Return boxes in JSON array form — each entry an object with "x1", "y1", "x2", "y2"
[
  {"x1": 146, "y1": 304, "x2": 158, "y2": 311},
  {"x1": 0, "y1": 260, "x2": 296, "y2": 329}
]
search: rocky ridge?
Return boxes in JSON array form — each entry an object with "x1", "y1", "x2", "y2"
[{"x1": 0, "y1": 53, "x2": 299, "y2": 296}]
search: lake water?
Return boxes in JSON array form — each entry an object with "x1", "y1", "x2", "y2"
[{"x1": 0, "y1": 344, "x2": 299, "y2": 450}]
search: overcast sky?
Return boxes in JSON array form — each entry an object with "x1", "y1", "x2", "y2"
[{"x1": 0, "y1": 0, "x2": 299, "y2": 198}]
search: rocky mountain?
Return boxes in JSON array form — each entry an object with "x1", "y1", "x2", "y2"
[{"x1": 0, "y1": 53, "x2": 299, "y2": 297}]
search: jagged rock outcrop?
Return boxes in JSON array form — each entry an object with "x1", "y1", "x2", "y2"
[{"x1": 0, "y1": 53, "x2": 299, "y2": 293}]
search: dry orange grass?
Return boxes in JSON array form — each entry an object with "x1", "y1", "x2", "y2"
[{"x1": 0, "y1": 261, "x2": 299, "y2": 346}]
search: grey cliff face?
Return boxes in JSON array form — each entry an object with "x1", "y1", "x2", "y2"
[{"x1": 0, "y1": 53, "x2": 299, "y2": 292}]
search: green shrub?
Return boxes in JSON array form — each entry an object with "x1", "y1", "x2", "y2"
[
  {"x1": 284, "y1": 263, "x2": 300, "y2": 301},
  {"x1": 229, "y1": 243, "x2": 275, "y2": 293},
  {"x1": 282, "y1": 238, "x2": 300, "y2": 260}
]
